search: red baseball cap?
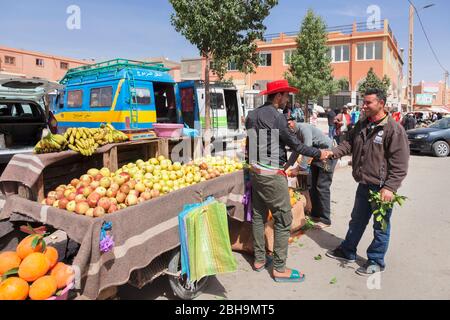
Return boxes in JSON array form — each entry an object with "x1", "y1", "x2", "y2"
[{"x1": 259, "y1": 80, "x2": 299, "y2": 96}]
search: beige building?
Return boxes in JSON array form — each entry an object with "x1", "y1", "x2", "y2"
[
  {"x1": 141, "y1": 57, "x2": 181, "y2": 82},
  {"x1": 0, "y1": 45, "x2": 93, "y2": 82}
]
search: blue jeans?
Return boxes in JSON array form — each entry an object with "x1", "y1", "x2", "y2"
[
  {"x1": 340, "y1": 184, "x2": 392, "y2": 268},
  {"x1": 328, "y1": 125, "x2": 336, "y2": 140}
]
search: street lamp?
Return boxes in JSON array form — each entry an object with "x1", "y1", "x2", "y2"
[{"x1": 407, "y1": 2, "x2": 435, "y2": 112}]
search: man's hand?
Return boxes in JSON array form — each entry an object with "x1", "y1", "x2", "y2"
[
  {"x1": 380, "y1": 188, "x2": 394, "y2": 202},
  {"x1": 319, "y1": 150, "x2": 333, "y2": 161}
]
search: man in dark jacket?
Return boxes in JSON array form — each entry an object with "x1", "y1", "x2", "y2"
[
  {"x1": 246, "y1": 80, "x2": 329, "y2": 283},
  {"x1": 402, "y1": 113, "x2": 417, "y2": 131},
  {"x1": 325, "y1": 88, "x2": 410, "y2": 275},
  {"x1": 326, "y1": 108, "x2": 337, "y2": 141}
]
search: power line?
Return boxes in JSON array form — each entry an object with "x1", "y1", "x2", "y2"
[{"x1": 408, "y1": 0, "x2": 449, "y2": 73}]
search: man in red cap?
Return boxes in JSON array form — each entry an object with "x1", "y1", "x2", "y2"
[{"x1": 245, "y1": 80, "x2": 330, "y2": 283}]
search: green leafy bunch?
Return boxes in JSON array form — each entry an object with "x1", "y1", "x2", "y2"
[{"x1": 369, "y1": 190, "x2": 407, "y2": 232}]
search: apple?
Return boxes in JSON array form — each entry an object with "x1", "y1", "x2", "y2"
[
  {"x1": 58, "y1": 198, "x2": 69, "y2": 209},
  {"x1": 153, "y1": 183, "x2": 162, "y2": 192},
  {"x1": 138, "y1": 197, "x2": 146, "y2": 204},
  {"x1": 145, "y1": 165, "x2": 154, "y2": 173},
  {"x1": 70, "y1": 178, "x2": 80, "y2": 187},
  {"x1": 75, "y1": 201, "x2": 90, "y2": 215},
  {"x1": 85, "y1": 208, "x2": 94, "y2": 217},
  {"x1": 87, "y1": 168, "x2": 100, "y2": 177},
  {"x1": 76, "y1": 186, "x2": 85, "y2": 195},
  {"x1": 120, "y1": 184, "x2": 131, "y2": 195},
  {"x1": 93, "y1": 206, "x2": 105, "y2": 218},
  {"x1": 100, "y1": 177, "x2": 111, "y2": 189},
  {"x1": 125, "y1": 194, "x2": 138, "y2": 206},
  {"x1": 118, "y1": 203, "x2": 127, "y2": 210},
  {"x1": 157, "y1": 155, "x2": 165, "y2": 162},
  {"x1": 128, "y1": 180, "x2": 137, "y2": 189},
  {"x1": 109, "y1": 198, "x2": 118, "y2": 205},
  {"x1": 106, "y1": 188, "x2": 117, "y2": 198},
  {"x1": 47, "y1": 191, "x2": 58, "y2": 200},
  {"x1": 119, "y1": 172, "x2": 131, "y2": 182},
  {"x1": 83, "y1": 186, "x2": 94, "y2": 198},
  {"x1": 150, "y1": 189, "x2": 160, "y2": 198},
  {"x1": 110, "y1": 183, "x2": 120, "y2": 192},
  {"x1": 67, "y1": 193, "x2": 76, "y2": 201},
  {"x1": 173, "y1": 162, "x2": 182, "y2": 170},
  {"x1": 141, "y1": 191, "x2": 152, "y2": 200},
  {"x1": 116, "y1": 192, "x2": 127, "y2": 204},
  {"x1": 66, "y1": 200, "x2": 76, "y2": 212},
  {"x1": 100, "y1": 167, "x2": 111, "y2": 177},
  {"x1": 90, "y1": 181, "x2": 100, "y2": 189},
  {"x1": 56, "y1": 190, "x2": 65, "y2": 200},
  {"x1": 94, "y1": 187, "x2": 107, "y2": 197},
  {"x1": 52, "y1": 200, "x2": 60, "y2": 208},
  {"x1": 135, "y1": 182, "x2": 146, "y2": 193},
  {"x1": 55, "y1": 185, "x2": 66, "y2": 193},
  {"x1": 75, "y1": 194, "x2": 86, "y2": 203},
  {"x1": 144, "y1": 180, "x2": 153, "y2": 189},
  {"x1": 87, "y1": 192, "x2": 101, "y2": 208},
  {"x1": 108, "y1": 204, "x2": 118, "y2": 214},
  {"x1": 162, "y1": 186, "x2": 170, "y2": 194},
  {"x1": 80, "y1": 174, "x2": 92, "y2": 184},
  {"x1": 113, "y1": 175, "x2": 126, "y2": 186},
  {"x1": 98, "y1": 197, "x2": 111, "y2": 211}
]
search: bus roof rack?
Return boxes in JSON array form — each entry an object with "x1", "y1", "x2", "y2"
[{"x1": 60, "y1": 58, "x2": 171, "y2": 84}]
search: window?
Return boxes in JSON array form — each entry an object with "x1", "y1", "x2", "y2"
[
  {"x1": 259, "y1": 52, "x2": 272, "y2": 67},
  {"x1": 60, "y1": 62, "x2": 69, "y2": 70},
  {"x1": 329, "y1": 45, "x2": 350, "y2": 63},
  {"x1": 284, "y1": 50, "x2": 295, "y2": 65},
  {"x1": 227, "y1": 60, "x2": 238, "y2": 71},
  {"x1": 36, "y1": 58, "x2": 44, "y2": 67},
  {"x1": 67, "y1": 90, "x2": 83, "y2": 108},
  {"x1": 132, "y1": 88, "x2": 151, "y2": 105},
  {"x1": 356, "y1": 42, "x2": 383, "y2": 61},
  {"x1": 90, "y1": 87, "x2": 112, "y2": 108},
  {"x1": 4, "y1": 56, "x2": 15, "y2": 65},
  {"x1": 210, "y1": 93, "x2": 225, "y2": 109}
]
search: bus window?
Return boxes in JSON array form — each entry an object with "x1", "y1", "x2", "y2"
[
  {"x1": 211, "y1": 93, "x2": 224, "y2": 109},
  {"x1": 67, "y1": 90, "x2": 83, "y2": 108},
  {"x1": 181, "y1": 87, "x2": 195, "y2": 128},
  {"x1": 132, "y1": 88, "x2": 151, "y2": 105},
  {"x1": 90, "y1": 87, "x2": 112, "y2": 108}
]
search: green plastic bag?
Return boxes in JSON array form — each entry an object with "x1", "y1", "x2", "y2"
[{"x1": 185, "y1": 201, "x2": 237, "y2": 282}]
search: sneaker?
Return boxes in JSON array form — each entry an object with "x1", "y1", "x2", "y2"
[
  {"x1": 326, "y1": 247, "x2": 356, "y2": 263},
  {"x1": 356, "y1": 260, "x2": 385, "y2": 276}
]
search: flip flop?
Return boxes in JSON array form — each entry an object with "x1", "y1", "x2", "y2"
[
  {"x1": 273, "y1": 269, "x2": 306, "y2": 283},
  {"x1": 254, "y1": 255, "x2": 273, "y2": 272},
  {"x1": 313, "y1": 222, "x2": 331, "y2": 230}
]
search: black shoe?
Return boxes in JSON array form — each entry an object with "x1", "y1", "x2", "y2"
[
  {"x1": 326, "y1": 247, "x2": 356, "y2": 263},
  {"x1": 356, "y1": 260, "x2": 385, "y2": 276}
]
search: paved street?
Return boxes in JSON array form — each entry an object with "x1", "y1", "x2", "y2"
[{"x1": 119, "y1": 154, "x2": 450, "y2": 300}]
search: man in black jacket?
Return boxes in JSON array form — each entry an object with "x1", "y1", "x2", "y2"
[{"x1": 246, "y1": 80, "x2": 329, "y2": 283}]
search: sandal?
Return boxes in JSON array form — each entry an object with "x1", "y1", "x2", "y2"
[
  {"x1": 273, "y1": 269, "x2": 306, "y2": 283},
  {"x1": 254, "y1": 255, "x2": 273, "y2": 272}
]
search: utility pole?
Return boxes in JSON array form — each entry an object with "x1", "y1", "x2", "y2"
[
  {"x1": 407, "y1": 4, "x2": 414, "y2": 113},
  {"x1": 444, "y1": 71, "x2": 449, "y2": 107}
]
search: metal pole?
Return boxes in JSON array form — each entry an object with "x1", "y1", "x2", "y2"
[
  {"x1": 408, "y1": 4, "x2": 414, "y2": 113},
  {"x1": 444, "y1": 71, "x2": 449, "y2": 107}
]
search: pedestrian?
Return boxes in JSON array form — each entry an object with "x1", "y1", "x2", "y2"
[
  {"x1": 437, "y1": 113, "x2": 443, "y2": 120},
  {"x1": 325, "y1": 87, "x2": 410, "y2": 276},
  {"x1": 350, "y1": 105, "x2": 361, "y2": 126},
  {"x1": 334, "y1": 106, "x2": 351, "y2": 144},
  {"x1": 432, "y1": 113, "x2": 438, "y2": 122},
  {"x1": 285, "y1": 116, "x2": 337, "y2": 229},
  {"x1": 245, "y1": 79, "x2": 329, "y2": 283},
  {"x1": 291, "y1": 102, "x2": 305, "y2": 123},
  {"x1": 326, "y1": 107, "x2": 337, "y2": 141},
  {"x1": 310, "y1": 110, "x2": 318, "y2": 127},
  {"x1": 401, "y1": 113, "x2": 416, "y2": 131}
]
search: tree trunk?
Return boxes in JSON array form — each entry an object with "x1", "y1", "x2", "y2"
[
  {"x1": 203, "y1": 54, "x2": 212, "y2": 156},
  {"x1": 304, "y1": 97, "x2": 310, "y2": 124}
]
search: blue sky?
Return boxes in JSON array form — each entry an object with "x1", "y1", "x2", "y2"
[{"x1": 1, "y1": 0, "x2": 449, "y2": 83}]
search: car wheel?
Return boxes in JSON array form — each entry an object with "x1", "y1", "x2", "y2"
[{"x1": 432, "y1": 141, "x2": 450, "y2": 157}]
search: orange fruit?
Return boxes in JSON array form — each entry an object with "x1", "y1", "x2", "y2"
[
  {"x1": 0, "y1": 251, "x2": 21, "y2": 276},
  {"x1": 16, "y1": 235, "x2": 44, "y2": 259},
  {"x1": 18, "y1": 252, "x2": 50, "y2": 282},
  {"x1": 0, "y1": 277, "x2": 29, "y2": 300},
  {"x1": 50, "y1": 262, "x2": 75, "y2": 289},
  {"x1": 290, "y1": 197, "x2": 297, "y2": 206},
  {"x1": 43, "y1": 247, "x2": 58, "y2": 269},
  {"x1": 29, "y1": 276, "x2": 57, "y2": 300}
]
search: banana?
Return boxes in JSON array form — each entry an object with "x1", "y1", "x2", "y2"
[{"x1": 68, "y1": 145, "x2": 79, "y2": 152}]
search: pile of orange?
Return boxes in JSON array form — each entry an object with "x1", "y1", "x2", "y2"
[{"x1": 0, "y1": 234, "x2": 74, "y2": 300}]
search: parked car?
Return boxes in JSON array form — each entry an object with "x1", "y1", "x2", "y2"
[
  {"x1": 407, "y1": 117, "x2": 450, "y2": 157},
  {"x1": 0, "y1": 77, "x2": 61, "y2": 169}
]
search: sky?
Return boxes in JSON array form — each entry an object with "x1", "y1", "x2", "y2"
[{"x1": 1, "y1": 0, "x2": 449, "y2": 83}]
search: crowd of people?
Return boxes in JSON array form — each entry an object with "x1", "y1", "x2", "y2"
[{"x1": 245, "y1": 79, "x2": 410, "y2": 283}]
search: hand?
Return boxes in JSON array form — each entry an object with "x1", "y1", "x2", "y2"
[
  {"x1": 319, "y1": 150, "x2": 333, "y2": 161},
  {"x1": 287, "y1": 167, "x2": 300, "y2": 177},
  {"x1": 380, "y1": 188, "x2": 394, "y2": 202}
]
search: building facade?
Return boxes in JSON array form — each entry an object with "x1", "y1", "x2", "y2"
[
  {"x1": 413, "y1": 81, "x2": 449, "y2": 108},
  {"x1": 0, "y1": 45, "x2": 93, "y2": 82},
  {"x1": 190, "y1": 19, "x2": 404, "y2": 111}
]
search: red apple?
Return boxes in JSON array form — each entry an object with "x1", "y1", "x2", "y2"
[
  {"x1": 70, "y1": 178, "x2": 80, "y2": 187},
  {"x1": 75, "y1": 194, "x2": 86, "y2": 203},
  {"x1": 56, "y1": 190, "x2": 65, "y2": 200},
  {"x1": 140, "y1": 191, "x2": 152, "y2": 200},
  {"x1": 125, "y1": 194, "x2": 138, "y2": 206},
  {"x1": 87, "y1": 192, "x2": 101, "y2": 208},
  {"x1": 98, "y1": 197, "x2": 111, "y2": 211},
  {"x1": 45, "y1": 197, "x2": 55, "y2": 206},
  {"x1": 128, "y1": 180, "x2": 137, "y2": 190},
  {"x1": 119, "y1": 172, "x2": 131, "y2": 182},
  {"x1": 100, "y1": 177, "x2": 111, "y2": 189},
  {"x1": 80, "y1": 174, "x2": 92, "y2": 184},
  {"x1": 83, "y1": 186, "x2": 94, "y2": 198},
  {"x1": 75, "y1": 201, "x2": 90, "y2": 215},
  {"x1": 116, "y1": 192, "x2": 126, "y2": 204},
  {"x1": 120, "y1": 184, "x2": 130, "y2": 195},
  {"x1": 76, "y1": 186, "x2": 85, "y2": 195},
  {"x1": 90, "y1": 181, "x2": 100, "y2": 189},
  {"x1": 106, "y1": 188, "x2": 117, "y2": 198},
  {"x1": 66, "y1": 200, "x2": 76, "y2": 212},
  {"x1": 110, "y1": 183, "x2": 120, "y2": 192},
  {"x1": 47, "y1": 191, "x2": 58, "y2": 200},
  {"x1": 109, "y1": 198, "x2": 118, "y2": 206},
  {"x1": 95, "y1": 187, "x2": 107, "y2": 197},
  {"x1": 108, "y1": 204, "x2": 118, "y2": 214},
  {"x1": 128, "y1": 190, "x2": 140, "y2": 197},
  {"x1": 150, "y1": 190, "x2": 160, "y2": 199},
  {"x1": 94, "y1": 173, "x2": 103, "y2": 182},
  {"x1": 55, "y1": 185, "x2": 66, "y2": 193},
  {"x1": 67, "y1": 193, "x2": 76, "y2": 201},
  {"x1": 58, "y1": 198, "x2": 69, "y2": 210},
  {"x1": 93, "y1": 206, "x2": 105, "y2": 217}
]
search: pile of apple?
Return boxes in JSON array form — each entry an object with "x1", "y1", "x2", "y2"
[{"x1": 42, "y1": 156, "x2": 244, "y2": 217}]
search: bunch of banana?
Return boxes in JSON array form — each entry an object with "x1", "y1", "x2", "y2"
[
  {"x1": 101, "y1": 123, "x2": 129, "y2": 143},
  {"x1": 64, "y1": 128, "x2": 98, "y2": 156},
  {"x1": 34, "y1": 133, "x2": 68, "y2": 154}
]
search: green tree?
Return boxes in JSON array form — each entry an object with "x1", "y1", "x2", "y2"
[
  {"x1": 285, "y1": 9, "x2": 337, "y2": 122},
  {"x1": 358, "y1": 68, "x2": 391, "y2": 96},
  {"x1": 169, "y1": 0, "x2": 278, "y2": 149}
]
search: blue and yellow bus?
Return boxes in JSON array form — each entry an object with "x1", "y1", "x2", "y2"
[{"x1": 52, "y1": 59, "x2": 179, "y2": 132}]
